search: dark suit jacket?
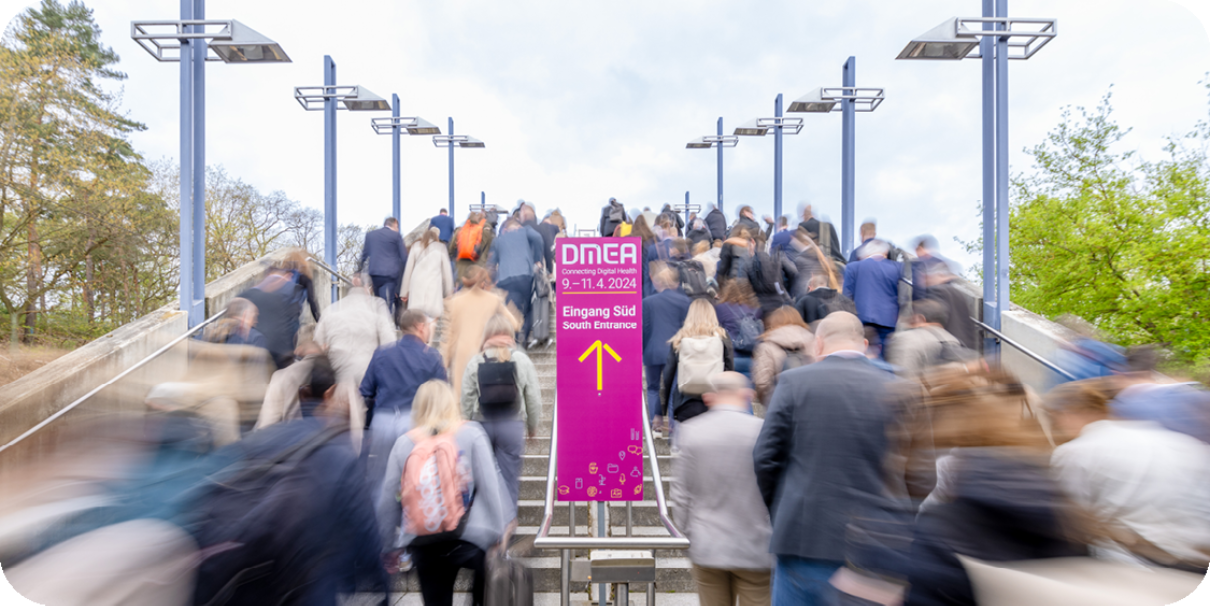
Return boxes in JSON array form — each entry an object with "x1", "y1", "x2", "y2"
[
  {"x1": 753, "y1": 354, "x2": 932, "y2": 560},
  {"x1": 642, "y1": 289, "x2": 691, "y2": 366},
  {"x1": 430, "y1": 214, "x2": 454, "y2": 242},
  {"x1": 843, "y1": 256, "x2": 902, "y2": 328},
  {"x1": 705, "y1": 209, "x2": 728, "y2": 242},
  {"x1": 358, "y1": 227, "x2": 408, "y2": 278},
  {"x1": 799, "y1": 218, "x2": 843, "y2": 264}
]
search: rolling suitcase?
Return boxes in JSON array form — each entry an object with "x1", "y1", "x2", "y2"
[{"x1": 485, "y1": 546, "x2": 533, "y2": 606}]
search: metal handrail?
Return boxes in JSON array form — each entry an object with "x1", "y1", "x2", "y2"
[
  {"x1": 0, "y1": 309, "x2": 227, "y2": 455},
  {"x1": 972, "y1": 318, "x2": 1077, "y2": 381},
  {"x1": 306, "y1": 255, "x2": 354, "y2": 286},
  {"x1": 533, "y1": 393, "x2": 690, "y2": 550}
]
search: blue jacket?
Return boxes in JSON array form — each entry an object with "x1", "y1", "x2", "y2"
[
  {"x1": 490, "y1": 228, "x2": 543, "y2": 282},
  {"x1": 430, "y1": 214, "x2": 455, "y2": 242},
  {"x1": 359, "y1": 227, "x2": 408, "y2": 278},
  {"x1": 1112, "y1": 383, "x2": 1210, "y2": 444},
  {"x1": 770, "y1": 228, "x2": 794, "y2": 255},
  {"x1": 843, "y1": 257, "x2": 902, "y2": 328},
  {"x1": 359, "y1": 334, "x2": 448, "y2": 413},
  {"x1": 642, "y1": 289, "x2": 691, "y2": 366}
]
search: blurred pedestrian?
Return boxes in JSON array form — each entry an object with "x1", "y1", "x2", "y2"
[
  {"x1": 402, "y1": 226, "x2": 455, "y2": 321},
  {"x1": 600, "y1": 197, "x2": 629, "y2": 237},
  {"x1": 201, "y1": 297, "x2": 269, "y2": 353},
  {"x1": 430, "y1": 208, "x2": 455, "y2": 243},
  {"x1": 1110, "y1": 345, "x2": 1210, "y2": 444},
  {"x1": 442, "y1": 266, "x2": 514, "y2": 397},
  {"x1": 714, "y1": 280, "x2": 762, "y2": 377},
  {"x1": 376, "y1": 380, "x2": 508, "y2": 606},
  {"x1": 644, "y1": 267, "x2": 692, "y2": 432},
  {"x1": 886, "y1": 299, "x2": 972, "y2": 376},
  {"x1": 768, "y1": 216, "x2": 794, "y2": 255},
  {"x1": 794, "y1": 273, "x2": 855, "y2": 327},
  {"x1": 751, "y1": 306, "x2": 815, "y2": 412},
  {"x1": 450, "y1": 211, "x2": 494, "y2": 283},
  {"x1": 788, "y1": 230, "x2": 836, "y2": 299},
  {"x1": 661, "y1": 298, "x2": 735, "y2": 424},
  {"x1": 687, "y1": 217, "x2": 713, "y2": 250},
  {"x1": 921, "y1": 263, "x2": 978, "y2": 350},
  {"x1": 754, "y1": 312, "x2": 932, "y2": 606},
  {"x1": 238, "y1": 267, "x2": 299, "y2": 369},
  {"x1": 630, "y1": 215, "x2": 659, "y2": 297},
  {"x1": 536, "y1": 212, "x2": 563, "y2": 273},
  {"x1": 716, "y1": 226, "x2": 755, "y2": 286},
  {"x1": 704, "y1": 204, "x2": 728, "y2": 242},
  {"x1": 1048, "y1": 379, "x2": 1210, "y2": 571},
  {"x1": 660, "y1": 203, "x2": 685, "y2": 236},
  {"x1": 489, "y1": 218, "x2": 543, "y2": 344},
  {"x1": 359, "y1": 217, "x2": 409, "y2": 314},
  {"x1": 849, "y1": 221, "x2": 903, "y2": 264},
  {"x1": 360, "y1": 310, "x2": 448, "y2": 498},
  {"x1": 692, "y1": 239, "x2": 721, "y2": 283},
  {"x1": 459, "y1": 313, "x2": 543, "y2": 508},
  {"x1": 798, "y1": 204, "x2": 844, "y2": 267},
  {"x1": 672, "y1": 372, "x2": 773, "y2": 606},
  {"x1": 843, "y1": 239, "x2": 903, "y2": 357},
  {"x1": 280, "y1": 249, "x2": 322, "y2": 325}
]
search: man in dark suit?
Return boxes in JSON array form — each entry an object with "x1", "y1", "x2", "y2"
[
  {"x1": 429, "y1": 208, "x2": 454, "y2": 243},
  {"x1": 753, "y1": 312, "x2": 933, "y2": 605},
  {"x1": 704, "y1": 204, "x2": 728, "y2": 242},
  {"x1": 358, "y1": 217, "x2": 408, "y2": 314},
  {"x1": 642, "y1": 267, "x2": 691, "y2": 431},
  {"x1": 842, "y1": 239, "x2": 903, "y2": 356}
]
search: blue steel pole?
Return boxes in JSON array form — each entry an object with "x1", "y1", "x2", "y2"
[
  {"x1": 995, "y1": 0, "x2": 1010, "y2": 331},
  {"x1": 192, "y1": 0, "x2": 206, "y2": 323},
  {"x1": 841, "y1": 56, "x2": 856, "y2": 258},
  {"x1": 448, "y1": 118, "x2": 455, "y2": 220},
  {"x1": 716, "y1": 117, "x2": 724, "y2": 214},
  {"x1": 774, "y1": 94, "x2": 783, "y2": 222},
  {"x1": 392, "y1": 94, "x2": 401, "y2": 222},
  {"x1": 324, "y1": 56, "x2": 337, "y2": 303},
  {"x1": 178, "y1": 0, "x2": 194, "y2": 326},
  {"x1": 685, "y1": 191, "x2": 690, "y2": 228},
  {"x1": 981, "y1": 0, "x2": 998, "y2": 352}
]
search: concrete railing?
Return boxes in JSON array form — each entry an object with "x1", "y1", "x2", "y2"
[{"x1": 0, "y1": 249, "x2": 333, "y2": 476}]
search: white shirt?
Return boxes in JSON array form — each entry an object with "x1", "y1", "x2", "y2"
[{"x1": 1051, "y1": 420, "x2": 1210, "y2": 563}]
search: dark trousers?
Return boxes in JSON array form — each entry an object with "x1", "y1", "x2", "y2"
[
  {"x1": 499, "y1": 274, "x2": 534, "y2": 342},
  {"x1": 371, "y1": 274, "x2": 400, "y2": 315},
  {"x1": 480, "y1": 418, "x2": 525, "y2": 509},
  {"x1": 411, "y1": 540, "x2": 487, "y2": 606},
  {"x1": 645, "y1": 364, "x2": 664, "y2": 420},
  {"x1": 864, "y1": 323, "x2": 896, "y2": 359}
]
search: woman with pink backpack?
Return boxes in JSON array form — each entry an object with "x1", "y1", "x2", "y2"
[{"x1": 375, "y1": 380, "x2": 509, "y2": 606}]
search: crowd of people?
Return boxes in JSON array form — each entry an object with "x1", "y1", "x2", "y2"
[
  {"x1": 3, "y1": 197, "x2": 1209, "y2": 606},
  {"x1": 619, "y1": 202, "x2": 1210, "y2": 605}
]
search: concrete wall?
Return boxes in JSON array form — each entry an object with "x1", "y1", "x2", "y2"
[{"x1": 0, "y1": 249, "x2": 340, "y2": 476}]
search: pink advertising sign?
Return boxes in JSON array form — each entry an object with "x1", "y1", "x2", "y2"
[{"x1": 555, "y1": 237, "x2": 644, "y2": 502}]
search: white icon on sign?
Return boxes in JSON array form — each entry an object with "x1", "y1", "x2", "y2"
[
  {"x1": 575, "y1": 478, "x2": 583, "y2": 489},
  {"x1": 607, "y1": 464, "x2": 619, "y2": 474},
  {"x1": 599, "y1": 474, "x2": 607, "y2": 486},
  {"x1": 618, "y1": 450, "x2": 626, "y2": 461},
  {"x1": 630, "y1": 467, "x2": 641, "y2": 478},
  {"x1": 630, "y1": 428, "x2": 640, "y2": 440}
]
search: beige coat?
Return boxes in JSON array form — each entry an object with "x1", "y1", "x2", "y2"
[
  {"x1": 441, "y1": 287, "x2": 513, "y2": 396},
  {"x1": 751, "y1": 325, "x2": 816, "y2": 407},
  {"x1": 402, "y1": 240, "x2": 454, "y2": 319}
]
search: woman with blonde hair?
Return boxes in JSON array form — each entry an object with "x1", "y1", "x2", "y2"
[
  {"x1": 751, "y1": 306, "x2": 815, "y2": 411},
  {"x1": 660, "y1": 298, "x2": 735, "y2": 424},
  {"x1": 460, "y1": 313, "x2": 543, "y2": 507},
  {"x1": 401, "y1": 226, "x2": 454, "y2": 320},
  {"x1": 376, "y1": 379, "x2": 508, "y2": 606}
]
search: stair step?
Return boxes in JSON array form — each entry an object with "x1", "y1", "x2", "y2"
[{"x1": 391, "y1": 557, "x2": 696, "y2": 593}]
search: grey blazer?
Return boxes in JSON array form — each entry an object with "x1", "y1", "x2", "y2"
[
  {"x1": 672, "y1": 406, "x2": 774, "y2": 570},
  {"x1": 753, "y1": 354, "x2": 934, "y2": 561}
]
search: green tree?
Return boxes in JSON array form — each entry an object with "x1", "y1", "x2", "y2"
[
  {"x1": 0, "y1": 0, "x2": 155, "y2": 342},
  {"x1": 1011, "y1": 88, "x2": 1210, "y2": 363}
]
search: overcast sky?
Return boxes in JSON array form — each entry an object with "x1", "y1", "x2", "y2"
[{"x1": 3, "y1": 0, "x2": 1209, "y2": 272}]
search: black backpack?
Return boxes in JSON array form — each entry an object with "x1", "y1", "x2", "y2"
[
  {"x1": 670, "y1": 259, "x2": 710, "y2": 298},
  {"x1": 478, "y1": 354, "x2": 520, "y2": 419},
  {"x1": 731, "y1": 315, "x2": 764, "y2": 354},
  {"x1": 749, "y1": 250, "x2": 785, "y2": 296}
]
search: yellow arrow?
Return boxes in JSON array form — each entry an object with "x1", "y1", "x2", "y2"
[{"x1": 578, "y1": 340, "x2": 622, "y2": 390}]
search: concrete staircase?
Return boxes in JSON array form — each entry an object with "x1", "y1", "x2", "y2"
[{"x1": 390, "y1": 319, "x2": 695, "y2": 605}]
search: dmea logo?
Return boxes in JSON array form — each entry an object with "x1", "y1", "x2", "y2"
[{"x1": 560, "y1": 242, "x2": 639, "y2": 265}]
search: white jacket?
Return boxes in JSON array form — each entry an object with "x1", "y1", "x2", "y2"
[{"x1": 401, "y1": 240, "x2": 454, "y2": 319}]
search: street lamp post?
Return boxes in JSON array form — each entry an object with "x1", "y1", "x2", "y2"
[
  {"x1": 734, "y1": 98, "x2": 803, "y2": 222},
  {"x1": 897, "y1": 5, "x2": 1056, "y2": 351},
  {"x1": 294, "y1": 58, "x2": 390, "y2": 302},
  {"x1": 686, "y1": 117, "x2": 738, "y2": 214},
  {"x1": 370, "y1": 98, "x2": 440, "y2": 222},
  {"x1": 131, "y1": 6, "x2": 290, "y2": 327},
  {"x1": 433, "y1": 119, "x2": 486, "y2": 223},
  {"x1": 787, "y1": 57, "x2": 886, "y2": 256}
]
